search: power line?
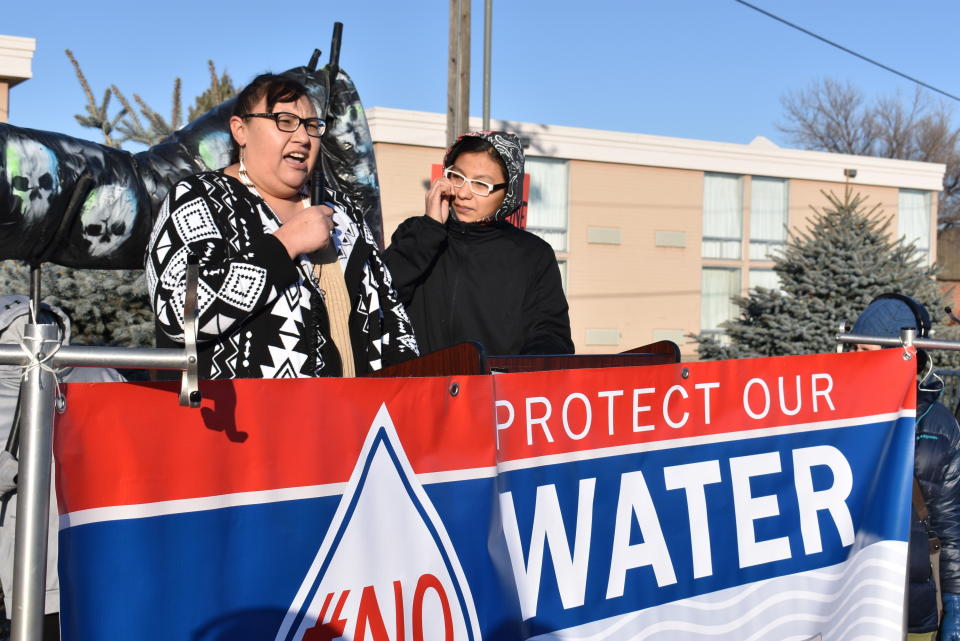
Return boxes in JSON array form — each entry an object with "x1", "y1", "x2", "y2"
[{"x1": 733, "y1": 0, "x2": 960, "y2": 103}]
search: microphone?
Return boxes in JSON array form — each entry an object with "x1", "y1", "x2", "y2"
[
  {"x1": 310, "y1": 166, "x2": 324, "y2": 207},
  {"x1": 311, "y1": 163, "x2": 338, "y2": 265}
]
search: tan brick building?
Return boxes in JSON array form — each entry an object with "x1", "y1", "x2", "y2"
[
  {"x1": 369, "y1": 108, "x2": 944, "y2": 359},
  {"x1": 0, "y1": 35, "x2": 35, "y2": 123}
]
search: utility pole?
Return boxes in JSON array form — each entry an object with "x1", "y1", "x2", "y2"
[
  {"x1": 482, "y1": 0, "x2": 492, "y2": 131},
  {"x1": 447, "y1": 0, "x2": 471, "y2": 147}
]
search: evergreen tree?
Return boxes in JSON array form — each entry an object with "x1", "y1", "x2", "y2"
[
  {"x1": 69, "y1": 53, "x2": 235, "y2": 148},
  {"x1": 693, "y1": 187, "x2": 960, "y2": 362},
  {"x1": 0, "y1": 261, "x2": 154, "y2": 348},
  {"x1": 111, "y1": 80, "x2": 183, "y2": 147},
  {"x1": 188, "y1": 61, "x2": 237, "y2": 122},
  {"x1": 66, "y1": 49, "x2": 125, "y2": 148}
]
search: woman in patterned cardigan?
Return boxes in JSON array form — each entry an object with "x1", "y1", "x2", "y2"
[{"x1": 146, "y1": 74, "x2": 418, "y2": 378}]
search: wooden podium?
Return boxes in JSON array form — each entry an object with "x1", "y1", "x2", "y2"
[{"x1": 364, "y1": 340, "x2": 681, "y2": 378}]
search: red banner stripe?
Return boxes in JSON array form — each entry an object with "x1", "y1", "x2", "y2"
[{"x1": 55, "y1": 376, "x2": 495, "y2": 514}]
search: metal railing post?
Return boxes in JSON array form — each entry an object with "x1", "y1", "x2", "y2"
[
  {"x1": 10, "y1": 322, "x2": 58, "y2": 641},
  {"x1": 0, "y1": 256, "x2": 200, "y2": 639}
]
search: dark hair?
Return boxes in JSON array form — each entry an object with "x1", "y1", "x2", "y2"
[
  {"x1": 446, "y1": 136, "x2": 508, "y2": 179},
  {"x1": 230, "y1": 73, "x2": 312, "y2": 163}
]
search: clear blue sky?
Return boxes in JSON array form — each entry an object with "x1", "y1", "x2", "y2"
[{"x1": 5, "y1": 0, "x2": 959, "y2": 150}]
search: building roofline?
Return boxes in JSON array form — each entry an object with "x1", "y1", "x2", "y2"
[
  {"x1": 366, "y1": 107, "x2": 946, "y2": 192},
  {"x1": 0, "y1": 35, "x2": 36, "y2": 87}
]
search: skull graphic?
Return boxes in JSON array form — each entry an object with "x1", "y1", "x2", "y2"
[
  {"x1": 79, "y1": 184, "x2": 137, "y2": 257},
  {"x1": 5, "y1": 137, "x2": 60, "y2": 224}
]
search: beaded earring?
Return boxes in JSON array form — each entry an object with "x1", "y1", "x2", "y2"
[{"x1": 238, "y1": 148, "x2": 254, "y2": 188}]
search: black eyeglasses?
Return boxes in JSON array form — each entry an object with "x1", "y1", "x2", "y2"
[
  {"x1": 241, "y1": 112, "x2": 326, "y2": 138},
  {"x1": 443, "y1": 168, "x2": 507, "y2": 196}
]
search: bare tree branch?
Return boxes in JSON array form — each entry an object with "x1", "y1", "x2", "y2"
[
  {"x1": 779, "y1": 78, "x2": 960, "y2": 227},
  {"x1": 778, "y1": 79, "x2": 876, "y2": 156}
]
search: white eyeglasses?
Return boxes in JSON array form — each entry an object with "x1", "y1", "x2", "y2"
[{"x1": 443, "y1": 168, "x2": 507, "y2": 197}]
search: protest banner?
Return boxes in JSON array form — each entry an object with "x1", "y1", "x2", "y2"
[
  {"x1": 53, "y1": 348, "x2": 916, "y2": 640},
  {"x1": 493, "y1": 348, "x2": 916, "y2": 639},
  {"x1": 54, "y1": 376, "x2": 520, "y2": 639}
]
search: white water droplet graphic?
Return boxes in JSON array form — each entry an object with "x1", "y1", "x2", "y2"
[{"x1": 276, "y1": 404, "x2": 482, "y2": 641}]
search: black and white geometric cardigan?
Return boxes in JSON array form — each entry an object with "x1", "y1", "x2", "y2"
[{"x1": 146, "y1": 171, "x2": 419, "y2": 379}]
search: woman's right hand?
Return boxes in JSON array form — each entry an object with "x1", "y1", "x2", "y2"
[
  {"x1": 274, "y1": 205, "x2": 334, "y2": 259},
  {"x1": 425, "y1": 177, "x2": 453, "y2": 224}
]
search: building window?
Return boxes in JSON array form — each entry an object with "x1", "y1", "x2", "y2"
[
  {"x1": 749, "y1": 177, "x2": 788, "y2": 260},
  {"x1": 701, "y1": 267, "x2": 741, "y2": 334},
  {"x1": 749, "y1": 268, "x2": 780, "y2": 291},
  {"x1": 899, "y1": 189, "x2": 932, "y2": 259},
  {"x1": 702, "y1": 173, "x2": 743, "y2": 259},
  {"x1": 526, "y1": 157, "x2": 568, "y2": 252}
]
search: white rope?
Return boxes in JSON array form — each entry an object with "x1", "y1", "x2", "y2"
[{"x1": 18, "y1": 334, "x2": 65, "y2": 412}]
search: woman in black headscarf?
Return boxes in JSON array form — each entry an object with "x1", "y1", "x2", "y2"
[{"x1": 384, "y1": 131, "x2": 573, "y2": 356}]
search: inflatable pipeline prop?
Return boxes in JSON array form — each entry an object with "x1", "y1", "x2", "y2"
[{"x1": 0, "y1": 49, "x2": 384, "y2": 270}]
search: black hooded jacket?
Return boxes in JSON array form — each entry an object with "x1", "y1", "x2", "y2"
[
  {"x1": 383, "y1": 130, "x2": 573, "y2": 356},
  {"x1": 909, "y1": 385, "x2": 960, "y2": 632},
  {"x1": 383, "y1": 215, "x2": 573, "y2": 356}
]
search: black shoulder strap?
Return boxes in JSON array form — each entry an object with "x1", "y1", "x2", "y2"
[{"x1": 913, "y1": 475, "x2": 930, "y2": 523}]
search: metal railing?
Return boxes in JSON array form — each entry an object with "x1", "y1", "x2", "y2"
[{"x1": 0, "y1": 259, "x2": 201, "y2": 641}]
